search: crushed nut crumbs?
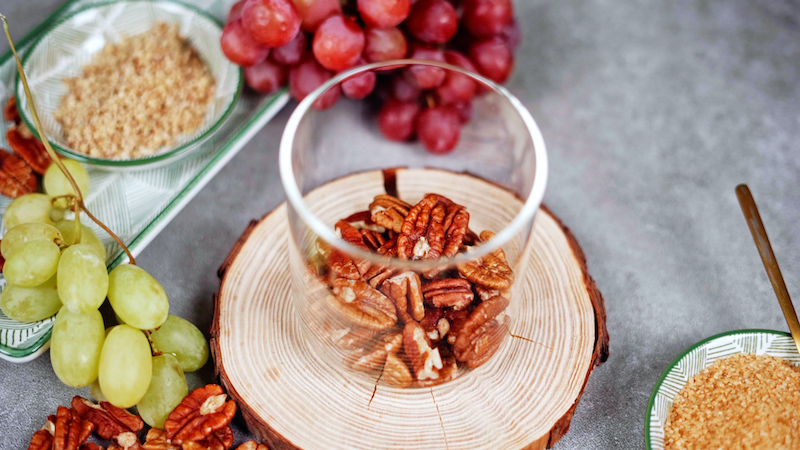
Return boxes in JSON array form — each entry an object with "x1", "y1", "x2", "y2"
[
  {"x1": 54, "y1": 23, "x2": 215, "y2": 159},
  {"x1": 665, "y1": 353, "x2": 800, "y2": 449}
]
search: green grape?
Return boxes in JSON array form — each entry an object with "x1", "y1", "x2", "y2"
[
  {"x1": 0, "y1": 275, "x2": 61, "y2": 322},
  {"x1": 51, "y1": 308, "x2": 105, "y2": 387},
  {"x1": 136, "y1": 354, "x2": 187, "y2": 428},
  {"x1": 89, "y1": 379, "x2": 107, "y2": 402},
  {"x1": 3, "y1": 193, "x2": 54, "y2": 229},
  {"x1": 57, "y1": 244, "x2": 108, "y2": 313},
  {"x1": 150, "y1": 315, "x2": 209, "y2": 372},
  {"x1": 44, "y1": 159, "x2": 90, "y2": 208},
  {"x1": 49, "y1": 207, "x2": 67, "y2": 223},
  {"x1": 98, "y1": 324, "x2": 153, "y2": 408},
  {"x1": 108, "y1": 264, "x2": 168, "y2": 330},
  {"x1": 54, "y1": 219, "x2": 106, "y2": 261},
  {"x1": 3, "y1": 240, "x2": 60, "y2": 287},
  {"x1": 1, "y1": 222, "x2": 63, "y2": 259}
]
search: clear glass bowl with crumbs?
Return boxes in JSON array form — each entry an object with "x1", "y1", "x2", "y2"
[
  {"x1": 280, "y1": 60, "x2": 548, "y2": 389},
  {"x1": 15, "y1": 0, "x2": 242, "y2": 170}
]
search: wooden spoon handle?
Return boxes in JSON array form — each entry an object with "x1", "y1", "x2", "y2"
[{"x1": 736, "y1": 184, "x2": 800, "y2": 354}]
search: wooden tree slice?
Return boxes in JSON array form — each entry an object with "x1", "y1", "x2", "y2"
[{"x1": 212, "y1": 169, "x2": 609, "y2": 450}]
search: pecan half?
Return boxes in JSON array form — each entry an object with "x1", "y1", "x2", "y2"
[
  {"x1": 236, "y1": 442, "x2": 269, "y2": 450},
  {"x1": 441, "y1": 206, "x2": 469, "y2": 258},
  {"x1": 182, "y1": 426, "x2": 233, "y2": 450},
  {"x1": 329, "y1": 221, "x2": 372, "y2": 279},
  {"x1": 453, "y1": 296, "x2": 510, "y2": 368},
  {"x1": 370, "y1": 194, "x2": 412, "y2": 233},
  {"x1": 419, "y1": 308, "x2": 451, "y2": 343},
  {"x1": 4, "y1": 96, "x2": 19, "y2": 124},
  {"x1": 414, "y1": 354, "x2": 459, "y2": 387},
  {"x1": 350, "y1": 331, "x2": 403, "y2": 371},
  {"x1": 383, "y1": 352, "x2": 413, "y2": 388},
  {"x1": 71, "y1": 396, "x2": 144, "y2": 441},
  {"x1": 381, "y1": 271, "x2": 425, "y2": 322},
  {"x1": 396, "y1": 195, "x2": 446, "y2": 260},
  {"x1": 164, "y1": 385, "x2": 237, "y2": 446},
  {"x1": 0, "y1": 148, "x2": 37, "y2": 198},
  {"x1": 457, "y1": 233, "x2": 514, "y2": 290},
  {"x1": 142, "y1": 429, "x2": 179, "y2": 450},
  {"x1": 39, "y1": 405, "x2": 94, "y2": 450},
  {"x1": 402, "y1": 321, "x2": 443, "y2": 382},
  {"x1": 328, "y1": 278, "x2": 397, "y2": 330},
  {"x1": 7, "y1": 127, "x2": 51, "y2": 174},
  {"x1": 422, "y1": 278, "x2": 474, "y2": 310}
]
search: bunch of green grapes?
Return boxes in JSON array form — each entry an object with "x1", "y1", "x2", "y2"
[{"x1": 1, "y1": 160, "x2": 209, "y2": 429}]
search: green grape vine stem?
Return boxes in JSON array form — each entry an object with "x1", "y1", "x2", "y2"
[{"x1": 1, "y1": 14, "x2": 136, "y2": 265}]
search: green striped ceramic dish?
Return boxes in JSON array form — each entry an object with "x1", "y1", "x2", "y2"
[
  {"x1": 0, "y1": 0, "x2": 289, "y2": 362},
  {"x1": 645, "y1": 329, "x2": 800, "y2": 449}
]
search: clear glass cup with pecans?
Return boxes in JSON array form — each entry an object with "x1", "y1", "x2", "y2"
[{"x1": 280, "y1": 60, "x2": 547, "y2": 389}]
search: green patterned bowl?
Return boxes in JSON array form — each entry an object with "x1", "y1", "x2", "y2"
[
  {"x1": 645, "y1": 329, "x2": 800, "y2": 449},
  {"x1": 15, "y1": 0, "x2": 242, "y2": 170}
]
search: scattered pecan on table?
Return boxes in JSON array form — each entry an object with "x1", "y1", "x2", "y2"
[
  {"x1": 164, "y1": 385, "x2": 237, "y2": 446},
  {"x1": 308, "y1": 193, "x2": 515, "y2": 387},
  {"x1": 71, "y1": 396, "x2": 144, "y2": 443},
  {"x1": 27, "y1": 405, "x2": 94, "y2": 450}
]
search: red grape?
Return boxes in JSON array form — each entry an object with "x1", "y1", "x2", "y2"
[
  {"x1": 468, "y1": 38, "x2": 513, "y2": 83},
  {"x1": 416, "y1": 106, "x2": 460, "y2": 153},
  {"x1": 292, "y1": 0, "x2": 342, "y2": 33},
  {"x1": 221, "y1": 20, "x2": 270, "y2": 67},
  {"x1": 342, "y1": 61, "x2": 377, "y2": 100},
  {"x1": 391, "y1": 76, "x2": 421, "y2": 102},
  {"x1": 435, "y1": 50, "x2": 477, "y2": 105},
  {"x1": 271, "y1": 31, "x2": 306, "y2": 66},
  {"x1": 289, "y1": 56, "x2": 340, "y2": 110},
  {"x1": 228, "y1": 0, "x2": 246, "y2": 22},
  {"x1": 242, "y1": 0, "x2": 301, "y2": 48},
  {"x1": 364, "y1": 27, "x2": 407, "y2": 63},
  {"x1": 403, "y1": 43, "x2": 446, "y2": 89},
  {"x1": 379, "y1": 98, "x2": 421, "y2": 141},
  {"x1": 245, "y1": 59, "x2": 288, "y2": 94},
  {"x1": 451, "y1": 101, "x2": 472, "y2": 124},
  {"x1": 405, "y1": 0, "x2": 458, "y2": 44},
  {"x1": 313, "y1": 16, "x2": 365, "y2": 71},
  {"x1": 358, "y1": 0, "x2": 411, "y2": 29},
  {"x1": 462, "y1": 0, "x2": 513, "y2": 38}
]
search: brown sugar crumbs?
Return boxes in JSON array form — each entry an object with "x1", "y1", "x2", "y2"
[
  {"x1": 665, "y1": 353, "x2": 800, "y2": 449},
  {"x1": 54, "y1": 23, "x2": 215, "y2": 159}
]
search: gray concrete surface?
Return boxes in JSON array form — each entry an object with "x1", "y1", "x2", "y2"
[{"x1": 2, "y1": 0, "x2": 800, "y2": 448}]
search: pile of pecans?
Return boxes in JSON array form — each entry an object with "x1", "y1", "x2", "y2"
[
  {"x1": 0, "y1": 96, "x2": 52, "y2": 198},
  {"x1": 309, "y1": 193, "x2": 515, "y2": 388},
  {"x1": 26, "y1": 385, "x2": 252, "y2": 450}
]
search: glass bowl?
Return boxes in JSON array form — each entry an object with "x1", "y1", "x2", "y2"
[
  {"x1": 15, "y1": 0, "x2": 243, "y2": 171},
  {"x1": 279, "y1": 60, "x2": 548, "y2": 388}
]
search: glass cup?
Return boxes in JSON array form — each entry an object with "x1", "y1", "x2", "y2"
[{"x1": 280, "y1": 60, "x2": 547, "y2": 389}]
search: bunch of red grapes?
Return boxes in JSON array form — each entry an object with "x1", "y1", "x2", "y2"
[{"x1": 221, "y1": 0, "x2": 519, "y2": 154}]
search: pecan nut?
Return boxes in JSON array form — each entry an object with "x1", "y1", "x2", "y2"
[
  {"x1": 383, "y1": 352, "x2": 413, "y2": 388},
  {"x1": 71, "y1": 396, "x2": 144, "y2": 441},
  {"x1": 441, "y1": 205, "x2": 469, "y2": 258},
  {"x1": 164, "y1": 385, "x2": 237, "y2": 446},
  {"x1": 7, "y1": 126, "x2": 52, "y2": 174},
  {"x1": 33, "y1": 405, "x2": 94, "y2": 450},
  {"x1": 457, "y1": 232, "x2": 514, "y2": 290},
  {"x1": 422, "y1": 278, "x2": 474, "y2": 310},
  {"x1": 142, "y1": 429, "x2": 179, "y2": 450},
  {"x1": 402, "y1": 321, "x2": 443, "y2": 382},
  {"x1": 5, "y1": 96, "x2": 20, "y2": 124},
  {"x1": 453, "y1": 296, "x2": 510, "y2": 368},
  {"x1": 328, "y1": 221, "x2": 372, "y2": 280},
  {"x1": 236, "y1": 442, "x2": 269, "y2": 450},
  {"x1": 381, "y1": 271, "x2": 425, "y2": 322},
  {"x1": 414, "y1": 354, "x2": 459, "y2": 387},
  {"x1": 0, "y1": 148, "x2": 37, "y2": 198},
  {"x1": 328, "y1": 278, "x2": 397, "y2": 330},
  {"x1": 419, "y1": 308, "x2": 451, "y2": 343},
  {"x1": 349, "y1": 331, "x2": 403, "y2": 371},
  {"x1": 370, "y1": 194, "x2": 412, "y2": 233},
  {"x1": 396, "y1": 195, "x2": 446, "y2": 260},
  {"x1": 182, "y1": 426, "x2": 234, "y2": 450}
]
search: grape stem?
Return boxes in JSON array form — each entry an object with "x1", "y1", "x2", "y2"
[{"x1": 1, "y1": 15, "x2": 136, "y2": 265}]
